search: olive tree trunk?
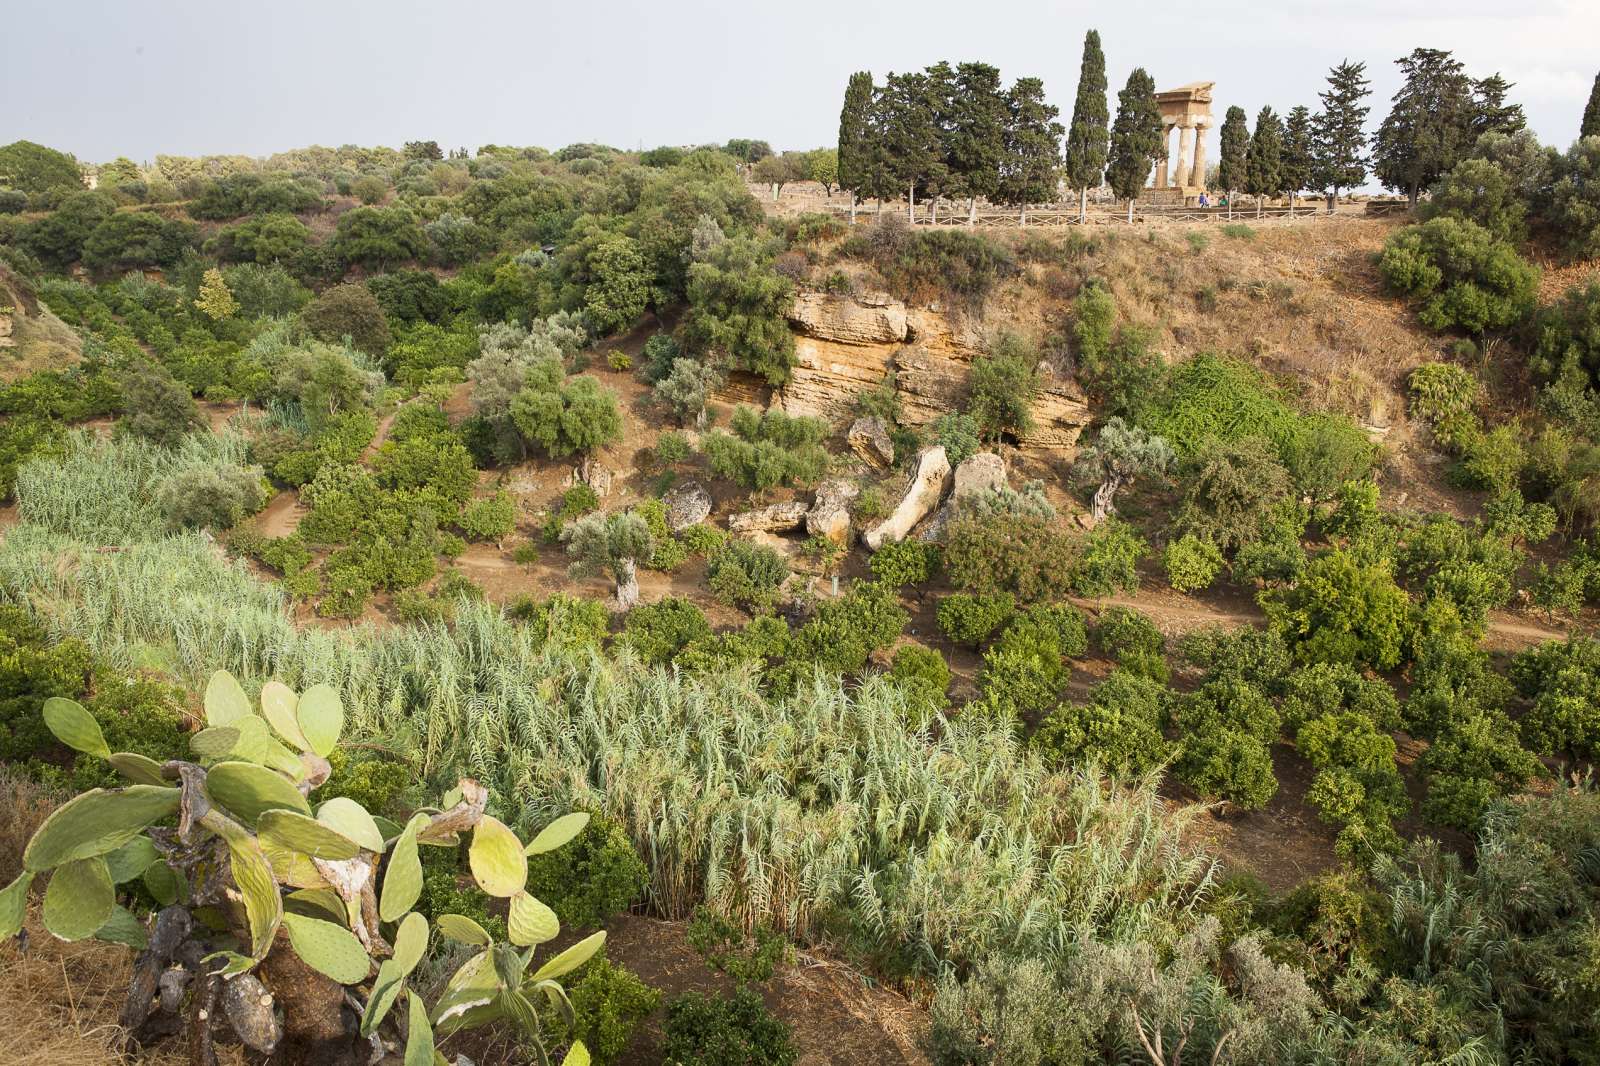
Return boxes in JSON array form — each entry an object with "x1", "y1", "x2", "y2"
[{"x1": 614, "y1": 558, "x2": 641, "y2": 611}]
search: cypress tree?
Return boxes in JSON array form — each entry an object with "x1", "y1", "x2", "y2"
[
  {"x1": 947, "y1": 62, "x2": 1009, "y2": 224},
  {"x1": 997, "y1": 77, "x2": 1064, "y2": 224},
  {"x1": 1373, "y1": 48, "x2": 1476, "y2": 207},
  {"x1": 837, "y1": 71, "x2": 875, "y2": 222},
  {"x1": 1581, "y1": 72, "x2": 1600, "y2": 139},
  {"x1": 1244, "y1": 106, "x2": 1284, "y2": 217},
  {"x1": 1311, "y1": 60, "x2": 1372, "y2": 211},
  {"x1": 1216, "y1": 105, "x2": 1249, "y2": 219},
  {"x1": 1281, "y1": 105, "x2": 1314, "y2": 209},
  {"x1": 1062, "y1": 29, "x2": 1110, "y2": 222}
]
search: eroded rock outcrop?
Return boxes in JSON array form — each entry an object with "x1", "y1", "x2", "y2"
[
  {"x1": 920, "y1": 452, "x2": 1007, "y2": 542},
  {"x1": 865, "y1": 446, "x2": 952, "y2": 551},
  {"x1": 847, "y1": 416, "x2": 895, "y2": 468},
  {"x1": 778, "y1": 290, "x2": 1091, "y2": 452},
  {"x1": 805, "y1": 477, "x2": 860, "y2": 546},
  {"x1": 728, "y1": 500, "x2": 809, "y2": 534}
]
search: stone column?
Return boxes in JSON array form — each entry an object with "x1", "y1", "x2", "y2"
[
  {"x1": 1174, "y1": 124, "x2": 1194, "y2": 192},
  {"x1": 1155, "y1": 122, "x2": 1174, "y2": 188},
  {"x1": 1189, "y1": 124, "x2": 1208, "y2": 188}
]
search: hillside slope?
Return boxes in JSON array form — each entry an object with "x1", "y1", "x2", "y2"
[{"x1": 0, "y1": 263, "x2": 82, "y2": 383}]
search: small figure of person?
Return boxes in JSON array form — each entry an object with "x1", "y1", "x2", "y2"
[{"x1": 1198, "y1": 192, "x2": 1210, "y2": 207}]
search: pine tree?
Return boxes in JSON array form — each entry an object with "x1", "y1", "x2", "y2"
[
  {"x1": 1105, "y1": 68, "x2": 1162, "y2": 223},
  {"x1": 837, "y1": 70, "x2": 875, "y2": 222},
  {"x1": 1062, "y1": 29, "x2": 1110, "y2": 222},
  {"x1": 1216, "y1": 105, "x2": 1250, "y2": 219},
  {"x1": 878, "y1": 69, "x2": 949, "y2": 221},
  {"x1": 1471, "y1": 74, "x2": 1525, "y2": 139},
  {"x1": 1373, "y1": 48, "x2": 1476, "y2": 207},
  {"x1": 997, "y1": 77, "x2": 1064, "y2": 224},
  {"x1": 947, "y1": 62, "x2": 1009, "y2": 224},
  {"x1": 1584, "y1": 72, "x2": 1600, "y2": 139},
  {"x1": 1244, "y1": 107, "x2": 1284, "y2": 218},
  {"x1": 1311, "y1": 60, "x2": 1372, "y2": 211},
  {"x1": 1281, "y1": 105, "x2": 1314, "y2": 209}
]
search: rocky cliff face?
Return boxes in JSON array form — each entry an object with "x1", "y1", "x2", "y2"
[{"x1": 742, "y1": 290, "x2": 1090, "y2": 453}]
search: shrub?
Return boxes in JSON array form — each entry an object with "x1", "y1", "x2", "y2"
[
  {"x1": 1177, "y1": 436, "x2": 1294, "y2": 552},
  {"x1": 300, "y1": 282, "x2": 392, "y2": 356},
  {"x1": 1034, "y1": 669, "x2": 1170, "y2": 775},
  {"x1": 784, "y1": 581, "x2": 909, "y2": 677},
  {"x1": 936, "y1": 591, "x2": 1016, "y2": 647},
  {"x1": 1165, "y1": 532, "x2": 1223, "y2": 593},
  {"x1": 525, "y1": 815, "x2": 649, "y2": 931},
  {"x1": 558, "y1": 956, "x2": 662, "y2": 1066},
  {"x1": 932, "y1": 412, "x2": 981, "y2": 466},
  {"x1": 841, "y1": 218, "x2": 1015, "y2": 306},
  {"x1": 702, "y1": 406, "x2": 829, "y2": 493},
  {"x1": 887, "y1": 644, "x2": 951, "y2": 713},
  {"x1": 686, "y1": 907, "x2": 793, "y2": 985},
  {"x1": 1176, "y1": 728, "x2": 1278, "y2": 809},
  {"x1": 1143, "y1": 354, "x2": 1300, "y2": 459},
  {"x1": 975, "y1": 603, "x2": 1088, "y2": 719},
  {"x1": 661, "y1": 989, "x2": 798, "y2": 1066},
  {"x1": 680, "y1": 237, "x2": 795, "y2": 383},
  {"x1": 330, "y1": 204, "x2": 429, "y2": 269},
  {"x1": 640, "y1": 333, "x2": 683, "y2": 382},
  {"x1": 367, "y1": 268, "x2": 447, "y2": 324},
  {"x1": 1545, "y1": 136, "x2": 1600, "y2": 261},
  {"x1": 565, "y1": 511, "x2": 655, "y2": 607},
  {"x1": 621, "y1": 597, "x2": 713, "y2": 664},
  {"x1": 157, "y1": 463, "x2": 265, "y2": 531},
  {"x1": 456, "y1": 493, "x2": 517, "y2": 541},
  {"x1": 1265, "y1": 549, "x2": 1412, "y2": 671},
  {"x1": 1379, "y1": 216, "x2": 1538, "y2": 334},
  {"x1": 944, "y1": 513, "x2": 1076, "y2": 602},
  {"x1": 1530, "y1": 280, "x2": 1600, "y2": 390},
  {"x1": 1071, "y1": 517, "x2": 1147, "y2": 597},
  {"x1": 1281, "y1": 414, "x2": 1377, "y2": 501},
  {"x1": 512, "y1": 373, "x2": 624, "y2": 460},
  {"x1": 707, "y1": 539, "x2": 790, "y2": 611},
  {"x1": 868, "y1": 538, "x2": 939, "y2": 587},
  {"x1": 119, "y1": 363, "x2": 202, "y2": 447},
  {"x1": 966, "y1": 332, "x2": 1040, "y2": 442},
  {"x1": 657, "y1": 357, "x2": 722, "y2": 427},
  {"x1": 1093, "y1": 606, "x2": 1168, "y2": 682},
  {"x1": 1418, "y1": 708, "x2": 1541, "y2": 829}
]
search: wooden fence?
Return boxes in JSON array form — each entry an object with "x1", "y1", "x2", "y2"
[{"x1": 822, "y1": 200, "x2": 1343, "y2": 228}]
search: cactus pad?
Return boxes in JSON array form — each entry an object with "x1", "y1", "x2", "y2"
[
  {"x1": 24, "y1": 785, "x2": 181, "y2": 872},
  {"x1": 283, "y1": 912, "x2": 372, "y2": 984},
  {"x1": 42, "y1": 856, "x2": 116, "y2": 941},
  {"x1": 468, "y1": 815, "x2": 527, "y2": 898},
  {"x1": 205, "y1": 761, "x2": 311, "y2": 826}
]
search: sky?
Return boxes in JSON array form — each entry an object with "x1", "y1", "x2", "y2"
[{"x1": 4, "y1": 0, "x2": 1597, "y2": 184}]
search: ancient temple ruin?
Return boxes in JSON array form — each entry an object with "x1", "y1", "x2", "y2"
[{"x1": 1150, "y1": 81, "x2": 1214, "y2": 204}]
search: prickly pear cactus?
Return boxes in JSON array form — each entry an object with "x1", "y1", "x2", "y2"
[{"x1": 1, "y1": 669, "x2": 595, "y2": 1066}]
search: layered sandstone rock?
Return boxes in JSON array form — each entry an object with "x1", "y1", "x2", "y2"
[
  {"x1": 728, "y1": 500, "x2": 809, "y2": 534},
  {"x1": 805, "y1": 478, "x2": 860, "y2": 546},
  {"x1": 662, "y1": 481, "x2": 712, "y2": 531},
  {"x1": 847, "y1": 416, "x2": 895, "y2": 468},
  {"x1": 920, "y1": 452, "x2": 1007, "y2": 542}
]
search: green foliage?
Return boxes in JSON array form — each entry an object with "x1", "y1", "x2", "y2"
[
  {"x1": 868, "y1": 538, "x2": 939, "y2": 587},
  {"x1": 455, "y1": 493, "x2": 517, "y2": 542},
  {"x1": 966, "y1": 332, "x2": 1040, "y2": 442},
  {"x1": 120, "y1": 363, "x2": 202, "y2": 448},
  {"x1": 702, "y1": 406, "x2": 829, "y2": 493},
  {"x1": 1379, "y1": 216, "x2": 1538, "y2": 334},
  {"x1": 1531, "y1": 279, "x2": 1600, "y2": 391},
  {"x1": 707, "y1": 539, "x2": 790, "y2": 611},
  {"x1": 1093, "y1": 606, "x2": 1168, "y2": 682},
  {"x1": 680, "y1": 237, "x2": 795, "y2": 384},
  {"x1": 557, "y1": 955, "x2": 661, "y2": 1066},
  {"x1": 1144, "y1": 354, "x2": 1301, "y2": 460},
  {"x1": 1070, "y1": 517, "x2": 1146, "y2": 597},
  {"x1": 1418, "y1": 708, "x2": 1541, "y2": 829},
  {"x1": 330, "y1": 205, "x2": 429, "y2": 269},
  {"x1": 1177, "y1": 436, "x2": 1294, "y2": 552},
  {"x1": 886, "y1": 644, "x2": 950, "y2": 715},
  {"x1": 301, "y1": 282, "x2": 393, "y2": 356},
  {"x1": 1165, "y1": 532, "x2": 1223, "y2": 593},
  {"x1": 975, "y1": 603, "x2": 1087, "y2": 719},
  {"x1": 931, "y1": 412, "x2": 981, "y2": 466},
  {"x1": 1034, "y1": 669, "x2": 1170, "y2": 776},
  {"x1": 1266, "y1": 549, "x2": 1412, "y2": 671},
  {"x1": 157, "y1": 463, "x2": 266, "y2": 531},
  {"x1": 1546, "y1": 136, "x2": 1600, "y2": 261},
  {"x1": 687, "y1": 906, "x2": 793, "y2": 985},
  {"x1": 1176, "y1": 727, "x2": 1278, "y2": 809},
  {"x1": 621, "y1": 597, "x2": 713, "y2": 664},
  {"x1": 511, "y1": 373, "x2": 624, "y2": 460},
  {"x1": 0, "y1": 140, "x2": 82, "y2": 193},
  {"x1": 662, "y1": 988, "x2": 797, "y2": 1066},
  {"x1": 526, "y1": 816, "x2": 648, "y2": 931},
  {"x1": 944, "y1": 513, "x2": 1075, "y2": 603},
  {"x1": 1509, "y1": 637, "x2": 1600, "y2": 757},
  {"x1": 936, "y1": 592, "x2": 1015, "y2": 647}
]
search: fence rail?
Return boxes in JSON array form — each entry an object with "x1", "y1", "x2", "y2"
[{"x1": 821, "y1": 201, "x2": 1347, "y2": 228}]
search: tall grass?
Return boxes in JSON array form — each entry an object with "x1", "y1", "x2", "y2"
[
  {"x1": 0, "y1": 516, "x2": 1217, "y2": 982},
  {"x1": 15, "y1": 429, "x2": 253, "y2": 544}
]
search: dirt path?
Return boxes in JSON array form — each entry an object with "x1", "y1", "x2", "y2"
[{"x1": 254, "y1": 490, "x2": 305, "y2": 539}]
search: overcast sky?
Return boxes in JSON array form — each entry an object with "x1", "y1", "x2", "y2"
[{"x1": 4, "y1": 0, "x2": 1597, "y2": 177}]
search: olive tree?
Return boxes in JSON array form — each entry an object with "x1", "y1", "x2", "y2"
[
  {"x1": 563, "y1": 511, "x2": 655, "y2": 610},
  {"x1": 1074, "y1": 417, "x2": 1174, "y2": 522}
]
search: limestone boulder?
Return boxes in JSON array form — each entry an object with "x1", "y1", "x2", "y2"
[
  {"x1": 805, "y1": 477, "x2": 860, "y2": 546},
  {"x1": 564, "y1": 457, "x2": 614, "y2": 498},
  {"x1": 728, "y1": 499, "x2": 809, "y2": 534},
  {"x1": 865, "y1": 446, "x2": 952, "y2": 551},
  {"x1": 847, "y1": 416, "x2": 895, "y2": 469},
  {"x1": 920, "y1": 452, "x2": 1007, "y2": 543},
  {"x1": 662, "y1": 480, "x2": 712, "y2": 531}
]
